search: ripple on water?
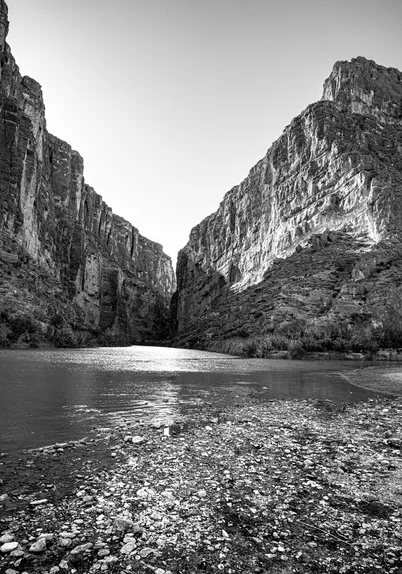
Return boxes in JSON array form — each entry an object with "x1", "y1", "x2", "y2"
[{"x1": 0, "y1": 346, "x2": 397, "y2": 453}]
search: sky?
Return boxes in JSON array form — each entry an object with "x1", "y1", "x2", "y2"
[{"x1": 6, "y1": 0, "x2": 402, "y2": 264}]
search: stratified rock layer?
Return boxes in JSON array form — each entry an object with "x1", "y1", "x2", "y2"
[
  {"x1": 173, "y1": 57, "x2": 402, "y2": 348},
  {"x1": 0, "y1": 1, "x2": 175, "y2": 346}
]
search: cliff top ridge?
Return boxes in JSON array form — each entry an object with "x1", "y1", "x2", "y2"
[
  {"x1": 322, "y1": 56, "x2": 402, "y2": 123},
  {"x1": 0, "y1": 0, "x2": 8, "y2": 50},
  {"x1": 0, "y1": 0, "x2": 7, "y2": 18}
]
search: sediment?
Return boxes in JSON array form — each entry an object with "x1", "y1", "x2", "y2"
[{"x1": 1, "y1": 395, "x2": 402, "y2": 573}]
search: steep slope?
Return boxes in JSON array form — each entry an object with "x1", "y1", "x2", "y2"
[
  {"x1": 0, "y1": 0, "x2": 175, "y2": 347},
  {"x1": 173, "y1": 57, "x2": 402, "y2": 354}
]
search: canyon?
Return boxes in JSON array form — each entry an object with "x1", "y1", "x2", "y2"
[
  {"x1": 0, "y1": 0, "x2": 175, "y2": 347},
  {"x1": 1, "y1": 0, "x2": 402, "y2": 354},
  {"x1": 173, "y1": 56, "x2": 402, "y2": 355}
]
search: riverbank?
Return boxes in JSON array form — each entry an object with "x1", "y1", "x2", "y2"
[
  {"x1": 1, "y1": 396, "x2": 402, "y2": 574},
  {"x1": 201, "y1": 336, "x2": 402, "y2": 363}
]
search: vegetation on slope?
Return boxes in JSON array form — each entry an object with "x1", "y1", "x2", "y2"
[{"x1": 206, "y1": 292, "x2": 402, "y2": 359}]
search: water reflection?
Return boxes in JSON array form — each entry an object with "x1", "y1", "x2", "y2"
[{"x1": 0, "y1": 346, "x2": 392, "y2": 453}]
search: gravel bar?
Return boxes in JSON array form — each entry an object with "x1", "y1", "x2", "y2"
[{"x1": 1, "y1": 397, "x2": 402, "y2": 573}]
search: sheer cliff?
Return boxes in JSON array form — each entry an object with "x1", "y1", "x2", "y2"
[
  {"x1": 173, "y1": 57, "x2": 402, "y2": 354},
  {"x1": 0, "y1": 1, "x2": 175, "y2": 347}
]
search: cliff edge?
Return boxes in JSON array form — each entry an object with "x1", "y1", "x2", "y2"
[
  {"x1": 0, "y1": 1, "x2": 175, "y2": 347},
  {"x1": 173, "y1": 57, "x2": 402, "y2": 355}
]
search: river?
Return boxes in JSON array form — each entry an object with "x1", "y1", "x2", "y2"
[{"x1": 0, "y1": 345, "x2": 395, "y2": 454}]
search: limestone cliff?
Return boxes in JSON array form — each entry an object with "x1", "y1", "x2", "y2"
[
  {"x1": 0, "y1": 1, "x2": 175, "y2": 347},
  {"x1": 173, "y1": 57, "x2": 402, "y2": 354}
]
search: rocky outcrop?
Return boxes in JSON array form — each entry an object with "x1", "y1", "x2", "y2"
[
  {"x1": 173, "y1": 57, "x2": 402, "y2": 350},
  {"x1": 0, "y1": 1, "x2": 175, "y2": 346}
]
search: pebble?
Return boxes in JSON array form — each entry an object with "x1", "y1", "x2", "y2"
[
  {"x1": 10, "y1": 549, "x2": 24, "y2": 558},
  {"x1": 0, "y1": 494, "x2": 9, "y2": 503},
  {"x1": 140, "y1": 547, "x2": 155, "y2": 558},
  {"x1": 39, "y1": 533, "x2": 55, "y2": 541},
  {"x1": 0, "y1": 542, "x2": 19, "y2": 553},
  {"x1": 132, "y1": 436, "x2": 144, "y2": 444},
  {"x1": 0, "y1": 534, "x2": 14, "y2": 544},
  {"x1": 98, "y1": 548, "x2": 110, "y2": 557},
  {"x1": 29, "y1": 537, "x2": 47, "y2": 552},
  {"x1": 70, "y1": 542, "x2": 93, "y2": 555},
  {"x1": 137, "y1": 487, "x2": 155, "y2": 498},
  {"x1": 120, "y1": 541, "x2": 136, "y2": 555},
  {"x1": 60, "y1": 531, "x2": 76, "y2": 538},
  {"x1": 30, "y1": 498, "x2": 48, "y2": 506}
]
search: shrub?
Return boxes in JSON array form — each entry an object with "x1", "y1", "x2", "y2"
[
  {"x1": 7, "y1": 311, "x2": 36, "y2": 338},
  {"x1": 74, "y1": 330, "x2": 96, "y2": 347},
  {"x1": 54, "y1": 326, "x2": 77, "y2": 348},
  {"x1": 380, "y1": 286, "x2": 402, "y2": 347},
  {"x1": 270, "y1": 333, "x2": 293, "y2": 351},
  {"x1": 0, "y1": 322, "x2": 12, "y2": 346},
  {"x1": 277, "y1": 319, "x2": 306, "y2": 338},
  {"x1": 51, "y1": 313, "x2": 65, "y2": 327},
  {"x1": 350, "y1": 322, "x2": 380, "y2": 352},
  {"x1": 287, "y1": 339, "x2": 305, "y2": 358}
]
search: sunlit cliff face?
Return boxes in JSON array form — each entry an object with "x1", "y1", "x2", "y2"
[{"x1": 173, "y1": 57, "x2": 402, "y2": 341}]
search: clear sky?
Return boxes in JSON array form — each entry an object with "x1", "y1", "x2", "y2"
[{"x1": 6, "y1": 0, "x2": 402, "y2": 264}]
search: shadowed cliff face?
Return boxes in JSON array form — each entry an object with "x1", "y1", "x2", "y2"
[
  {"x1": 0, "y1": 1, "x2": 175, "y2": 346},
  {"x1": 174, "y1": 57, "x2": 402, "y2": 347}
]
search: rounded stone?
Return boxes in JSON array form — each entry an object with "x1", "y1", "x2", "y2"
[
  {"x1": 0, "y1": 542, "x2": 19, "y2": 553},
  {"x1": 29, "y1": 538, "x2": 47, "y2": 553}
]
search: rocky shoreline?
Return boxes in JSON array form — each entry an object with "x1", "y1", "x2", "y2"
[{"x1": 1, "y1": 395, "x2": 402, "y2": 574}]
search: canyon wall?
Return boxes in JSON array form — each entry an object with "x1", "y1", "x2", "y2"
[
  {"x1": 0, "y1": 1, "x2": 175, "y2": 346},
  {"x1": 173, "y1": 57, "x2": 402, "y2": 352}
]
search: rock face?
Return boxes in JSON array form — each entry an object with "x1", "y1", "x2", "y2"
[
  {"x1": 0, "y1": 0, "x2": 175, "y2": 346},
  {"x1": 173, "y1": 57, "x2": 402, "y2": 349}
]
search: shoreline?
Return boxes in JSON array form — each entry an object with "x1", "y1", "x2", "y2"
[
  {"x1": 1, "y1": 396, "x2": 402, "y2": 573},
  {"x1": 340, "y1": 365, "x2": 402, "y2": 396},
  {"x1": 3, "y1": 338, "x2": 402, "y2": 364}
]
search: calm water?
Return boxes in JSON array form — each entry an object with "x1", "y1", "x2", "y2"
[{"x1": 0, "y1": 346, "x2": 389, "y2": 454}]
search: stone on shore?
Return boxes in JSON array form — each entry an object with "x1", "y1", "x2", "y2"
[
  {"x1": 1, "y1": 542, "x2": 19, "y2": 553},
  {"x1": 29, "y1": 537, "x2": 47, "y2": 553},
  {"x1": 120, "y1": 540, "x2": 136, "y2": 555},
  {"x1": 0, "y1": 534, "x2": 14, "y2": 544}
]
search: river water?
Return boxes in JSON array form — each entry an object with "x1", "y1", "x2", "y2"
[{"x1": 0, "y1": 346, "x2": 392, "y2": 454}]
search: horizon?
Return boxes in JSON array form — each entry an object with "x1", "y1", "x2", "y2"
[{"x1": 6, "y1": 0, "x2": 402, "y2": 263}]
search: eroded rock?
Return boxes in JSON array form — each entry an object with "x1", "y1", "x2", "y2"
[
  {"x1": 0, "y1": 0, "x2": 175, "y2": 347},
  {"x1": 173, "y1": 58, "x2": 402, "y2": 349}
]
